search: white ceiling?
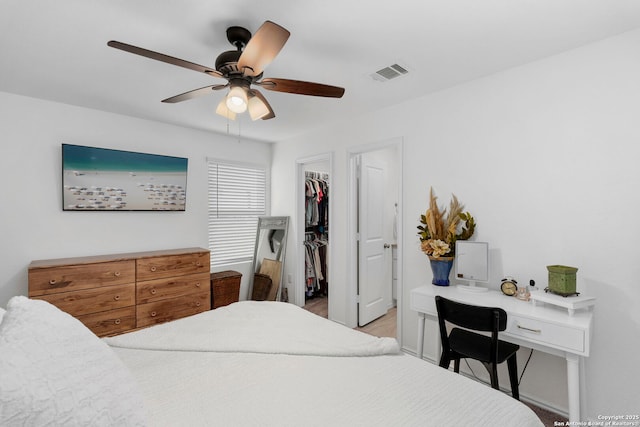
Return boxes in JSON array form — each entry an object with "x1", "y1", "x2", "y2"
[{"x1": 2, "y1": 0, "x2": 640, "y2": 143}]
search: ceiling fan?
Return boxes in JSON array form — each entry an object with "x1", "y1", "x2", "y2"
[{"x1": 108, "y1": 20, "x2": 345, "y2": 121}]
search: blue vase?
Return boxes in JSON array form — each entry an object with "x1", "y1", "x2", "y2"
[{"x1": 430, "y1": 257, "x2": 454, "y2": 286}]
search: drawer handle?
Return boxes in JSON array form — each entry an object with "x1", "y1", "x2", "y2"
[
  {"x1": 196, "y1": 262, "x2": 202, "y2": 267},
  {"x1": 151, "y1": 288, "x2": 157, "y2": 295},
  {"x1": 114, "y1": 295, "x2": 120, "y2": 301},
  {"x1": 517, "y1": 324, "x2": 541, "y2": 334},
  {"x1": 114, "y1": 319, "x2": 121, "y2": 325},
  {"x1": 151, "y1": 311, "x2": 157, "y2": 317},
  {"x1": 195, "y1": 282, "x2": 201, "y2": 287},
  {"x1": 196, "y1": 302, "x2": 201, "y2": 307},
  {"x1": 150, "y1": 266, "x2": 157, "y2": 272},
  {"x1": 49, "y1": 279, "x2": 57, "y2": 285},
  {"x1": 114, "y1": 271, "x2": 121, "y2": 277}
]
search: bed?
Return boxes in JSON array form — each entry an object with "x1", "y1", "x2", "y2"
[{"x1": 0, "y1": 297, "x2": 543, "y2": 426}]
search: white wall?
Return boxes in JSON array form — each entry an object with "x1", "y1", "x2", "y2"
[
  {"x1": 0, "y1": 91, "x2": 271, "y2": 306},
  {"x1": 271, "y1": 29, "x2": 640, "y2": 418}
]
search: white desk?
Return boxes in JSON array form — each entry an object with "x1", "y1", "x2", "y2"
[{"x1": 410, "y1": 285, "x2": 593, "y2": 423}]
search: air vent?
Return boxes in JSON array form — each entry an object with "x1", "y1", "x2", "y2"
[{"x1": 371, "y1": 63, "x2": 409, "y2": 82}]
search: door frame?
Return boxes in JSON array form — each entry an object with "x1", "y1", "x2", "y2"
[
  {"x1": 347, "y1": 137, "x2": 403, "y2": 345},
  {"x1": 294, "y1": 152, "x2": 334, "y2": 311}
]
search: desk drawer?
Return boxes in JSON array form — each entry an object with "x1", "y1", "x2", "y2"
[
  {"x1": 410, "y1": 290, "x2": 436, "y2": 314},
  {"x1": 506, "y1": 315, "x2": 585, "y2": 353}
]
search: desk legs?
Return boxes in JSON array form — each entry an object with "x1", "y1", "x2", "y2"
[
  {"x1": 566, "y1": 353, "x2": 581, "y2": 422},
  {"x1": 417, "y1": 313, "x2": 425, "y2": 359},
  {"x1": 416, "y1": 313, "x2": 442, "y2": 363}
]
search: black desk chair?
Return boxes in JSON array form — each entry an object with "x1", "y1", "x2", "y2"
[{"x1": 435, "y1": 295, "x2": 520, "y2": 400}]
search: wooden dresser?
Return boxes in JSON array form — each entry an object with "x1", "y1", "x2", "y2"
[{"x1": 28, "y1": 248, "x2": 210, "y2": 337}]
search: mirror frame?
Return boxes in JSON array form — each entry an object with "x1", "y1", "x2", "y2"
[{"x1": 249, "y1": 216, "x2": 289, "y2": 301}]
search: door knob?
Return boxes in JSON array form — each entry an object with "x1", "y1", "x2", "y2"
[{"x1": 384, "y1": 243, "x2": 391, "y2": 249}]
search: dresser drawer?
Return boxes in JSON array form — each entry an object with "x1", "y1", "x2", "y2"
[
  {"x1": 136, "y1": 252, "x2": 210, "y2": 281},
  {"x1": 137, "y1": 272, "x2": 210, "y2": 304},
  {"x1": 506, "y1": 315, "x2": 585, "y2": 353},
  {"x1": 136, "y1": 292, "x2": 210, "y2": 328},
  {"x1": 28, "y1": 260, "x2": 135, "y2": 296},
  {"x1": 77, "y1": 306, "x2": 136, "y2": 337},
  {"x1": 32, "y1": 283, "x2": 136, "y2": 317}
]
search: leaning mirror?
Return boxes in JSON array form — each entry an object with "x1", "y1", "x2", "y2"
[{"x1": 249, "y1": 216, "x2": 289, "y2": 301}]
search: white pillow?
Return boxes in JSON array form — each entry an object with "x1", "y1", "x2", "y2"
[{"x1": 0, "y1": 296, "x2": 146, "y2": 426}]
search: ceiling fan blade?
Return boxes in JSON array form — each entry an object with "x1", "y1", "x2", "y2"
[
  {"x1": 161, "y1": 84, "x2": 228, "y2": 103},
  {"x1": 237, "y1": 21, "x2": 290, "y2": 77},
  {"x1": 107, "y1": 40, "x2": 224, "y2": 78},
  {"x1": 248, "y1": 89, "x2": 275, "y2": 120},
  {"x1": 259, "y1": 78, "x2": 345, "y2": 98}
]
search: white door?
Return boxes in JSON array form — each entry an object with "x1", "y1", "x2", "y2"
[{"x1": 358, "y1": 156, "x2": 388, "y2": 326}]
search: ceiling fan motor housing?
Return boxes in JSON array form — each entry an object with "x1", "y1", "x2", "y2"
[{"x1": 215, "y1": 50, "x2": 241, "y2": 74}]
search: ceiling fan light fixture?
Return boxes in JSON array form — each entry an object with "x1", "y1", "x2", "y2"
[
  {"x1": 216, "y1": 98, "x2": 237, "y2": 120},
  {"x1": 248, "y1": 94, "x2": 270, "y2": 120},
  {"x1": 226, "y1": 85, "x2": 248, "y2": 113}
]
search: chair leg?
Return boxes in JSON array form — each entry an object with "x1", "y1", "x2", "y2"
[
  {"x1": 507, "y1": 355, "x2": 520, "y2": 400},
  {"x1": 453, "y1": 358, "x2": 460, "y2": 373},
  {"x1": 487, "y1": 363, "x2": 499, "y2": 390},
  {"x1": 439, "y1": 353, "x2": 450, "y2": 369}
]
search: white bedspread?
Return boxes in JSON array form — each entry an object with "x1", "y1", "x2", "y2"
[
  {"x1": 107, "y1": 302, "x2": 543, "y2": 427},
  {"x1": 114, "y1": 348, "x2": 543, "y2": 427},
  {"x1": 105, "y1": 301, "x2": 399, "y2": 356}
]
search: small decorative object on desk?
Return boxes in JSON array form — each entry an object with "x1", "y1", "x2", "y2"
[
  {"x1": 429, "y1": 256, "x2": 455, "y2": 286},
  {"x1": 545, "y1": 265, "x2": 579, "y2": 296},
  {"x1": 515, "y1": 286, "x2": 530, "y2": 301},
  {"x1": 417, "y1": 187, "x2": 475, "y2": 286},
  {"x1": 500, "y1": 277, "x2": 518, "y2": 296}
]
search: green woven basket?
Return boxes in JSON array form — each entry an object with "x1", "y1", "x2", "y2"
[{"x1": 547, "y1": 265, "x2": 578, "y2": 295}]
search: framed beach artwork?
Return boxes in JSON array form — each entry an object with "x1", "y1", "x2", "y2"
[{"x1": 62, "y1": 144, "x2": 188, "y2": 211}]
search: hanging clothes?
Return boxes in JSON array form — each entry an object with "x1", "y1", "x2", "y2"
[
  {"x1": 305, "y1": 172, "x2": 329, "y2": 231},
  {"x1": 304, "y1": 232, "x2": 328, "y2": 297},
  {"x1": 304, "y1": 171, "x2": 329, "y2": 299}
]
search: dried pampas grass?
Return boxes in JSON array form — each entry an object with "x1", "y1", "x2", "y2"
[{"x1": 417, "y1": 187, "x2": 476, "y2": 257}]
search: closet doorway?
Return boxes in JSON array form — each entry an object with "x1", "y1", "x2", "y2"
[{"x1": 295, "y1": 154, "x2": 333, "y2": 318}]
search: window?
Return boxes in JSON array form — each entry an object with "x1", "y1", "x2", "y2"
[{"x1": 208, "y1": 160, "x2": 267, "y2": 268}]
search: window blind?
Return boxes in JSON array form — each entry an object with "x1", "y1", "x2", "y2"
[{"x1": 208, "y1": 161, "x2": 266, "y2": 267}]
